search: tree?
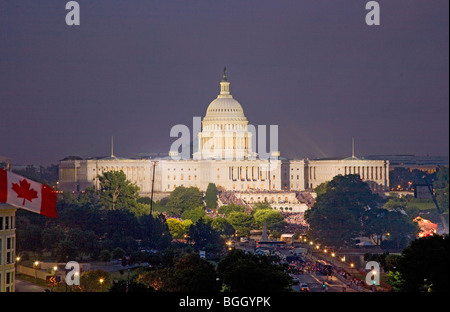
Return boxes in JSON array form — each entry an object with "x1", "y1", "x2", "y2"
[
  {"x1": 211, "y1": 217, "x2": 235, "y2": 236},
  {"x1": 112, "y1": 247, "x2": 126, "y2": 260},
  {"x1": 397, "y1": 234, "x2": 449, "y2": 292},
  {"x1": 80, "y1": 269, "x2": 111, "y2": 292},
  {"x1": 181, "y1": 206, "x2": 206, "y2": 223},
  {"x1": 227, "y1": 212, "x2": 254, "y2": 236},
  {"x1": 137, "y1": 253, "x2": 219, "y2": 292},
  {"x1": 104, "y1": 209, "x2": 139, "y2": 240},
  {"x1": 171, "y1": 253, "x2": 220, "y2": 292},
  {"x1": 251, "y1": 202, "x2": 272, "y2": 212},
  {"x1": 165, "y1": 186, "x2": 203, "y2": 216},
  {"x1": 304, "y1": 174, "x2": 380, "y2": 248},
  {"x1": 217, "y1": 249, "x2": 292, "y2": 292},
  {"x1": 205, "y1": 183, "x2": 218, "y2": 209},
  {"x1": 138, "y1": 214, "x2": 172, "y2": 250},
  {"x1": 166, "y1": 218, "x2": 187, "y2": 239},
  {"x1": 314, "y1": 181, "x2": 330, "y2": 197},
  {"x1": 434, "y1": 166, "x2": 449, "y2": 214},
  {"x1": 218, "y1": 203, "x2": 246, "y2": 216},
  {"x1": 389, "y1": 167, "x2": 436, "y2": 191},
  {"x1": 54, "y1": 240, "x2": 78, "y2": 262},
  {"x1": 383, "y1": 210, "x2": 418, "y2": 250},
  {"x1": 99, "y1": 250, "x2": 112, "y2": 263},
  {"x1": 253, "y1": 209, "x2": 285, "y2": 231},
  {"x1": 364, "y1": 207, "x2": 418, "y2": 249},
  {"x1": 187, "y1": 218, "x2": 223, "y2": 254},
  {"x1": 109, "y1": 279, "x2": 154, "y2": 292},
  {"x1": 98, "y1": 171, "x2": 140, "y2": 211}
]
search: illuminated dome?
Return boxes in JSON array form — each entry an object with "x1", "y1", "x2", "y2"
[
  {"x1": 204, "y1": 97, "x2": 246, "y2": 119},
  {"x1": 193, "y1": 68, "x2": 257, "y2": 160},
  {"x1": 203, "y1": 69, "x2": 247, "y2": 123}
]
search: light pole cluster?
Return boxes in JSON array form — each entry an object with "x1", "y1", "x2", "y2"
[{"x1": 302, "y1": 238, "x2": 355, "y2": 272}]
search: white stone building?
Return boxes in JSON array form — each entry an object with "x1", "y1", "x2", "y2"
[
  {"x1": 58, "y1": 70, "x2": 389, "y2": 195},
  {"x1": 0, "y1": 204, "x2": 16, "y2": 292}
]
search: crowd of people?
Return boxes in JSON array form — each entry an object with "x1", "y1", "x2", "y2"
[
  {"x1": 218, "y1": 191, "x2": 252, "y2": 211},
  {"x1": 296, "y1": 192, "x2": 316, "y2": 207},
  {"x1": 283, "y1": 212, "x2": 309, "y2": 233}
]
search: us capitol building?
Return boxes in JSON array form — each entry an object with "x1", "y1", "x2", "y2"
[{"x1": 58, "y1": 70, "x2": 389, "y2": 209}]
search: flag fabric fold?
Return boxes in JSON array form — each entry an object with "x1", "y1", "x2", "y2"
[{"x1": 0, "y1": 168, "x2": 57, "y2": 218}]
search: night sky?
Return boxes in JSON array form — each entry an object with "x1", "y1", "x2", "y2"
[{"x1": 0, "y1": 0, "x2": 448, "y2": 166}]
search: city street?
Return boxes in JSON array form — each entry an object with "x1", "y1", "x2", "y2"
[
  {"x1": 235, "y1": 242, "x2": 360, "y2": 293},
  {"x1": 15, "y1": 279, "x2": 46, "y2": 292},
  {"x1": 292, "y1": 271, "x2": 356, "y2": 292}
]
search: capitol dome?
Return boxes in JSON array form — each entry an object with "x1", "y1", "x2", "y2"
[
  {"x1": 205, "y1": 98, "x2": 245, "y2": 117},
  {"x1": 203, "y1": 68, "x2": 248, "y2": 124},
  {"x1": 193, "y1": 68, "x2": 257, "y2": 160}
]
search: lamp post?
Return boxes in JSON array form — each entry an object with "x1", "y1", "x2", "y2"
[
  {"x1": 33, "y1": 261, "x2": 39, "y2": 280},
  {"x1": 15, "y1": 257, "x2": 20, "y2": 276},
  {"x1": 150, "y1": 161, "x2": 159, "y2": 215}
]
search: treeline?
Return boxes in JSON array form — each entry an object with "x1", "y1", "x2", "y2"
[
  {"x1": 305, "y1": 174, "x2": 419, "y2": 250},
  {"x1": 15, "y1": 172, "x2": 289, "y2": 264}
]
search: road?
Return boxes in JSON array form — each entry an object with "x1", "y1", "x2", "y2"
[
  {"x1": 15, "y1": 278, "x2": 47, "y2": 292},
  {"x1": 235, "y1": 242, "x2": 359, "y2": 293},
  {"x1": 292, "y1": 271, "x2": 356, "y2": 292}
]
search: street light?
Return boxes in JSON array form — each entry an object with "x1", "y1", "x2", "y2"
[
  {"x1": 15, "y1": 257, "x2": 21, "y2": 276},
  {"x1": 150, "y1": 161, "x2": 159, "y2": 215},
  {"x1": 33, "y1": 261, "x2": 39, "y2": 279}
]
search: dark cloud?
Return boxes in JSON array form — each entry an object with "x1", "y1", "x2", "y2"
[{"x1": 0, "y1": 0, "x2": 448, "y2": 165}]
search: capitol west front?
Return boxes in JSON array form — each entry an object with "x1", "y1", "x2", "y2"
[{"x1": 58, "y1": 71, "x2": 389, "y2": 208}]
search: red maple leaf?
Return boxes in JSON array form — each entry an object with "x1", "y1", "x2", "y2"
[{"x1": 12, "y1": 179, "x2": 38, "y2": 205}]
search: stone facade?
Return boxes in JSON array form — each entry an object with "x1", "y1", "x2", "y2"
[
  {"x1": 58, "y1": 72, "x2": 389, "y2": 195},
  {"x1": 0, "y1": 204, "x2": 16, "y2": 292}
]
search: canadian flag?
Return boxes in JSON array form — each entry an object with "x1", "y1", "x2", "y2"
[{"x1": 0, "y1": 168, "x2": 57, "y2": 218}]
